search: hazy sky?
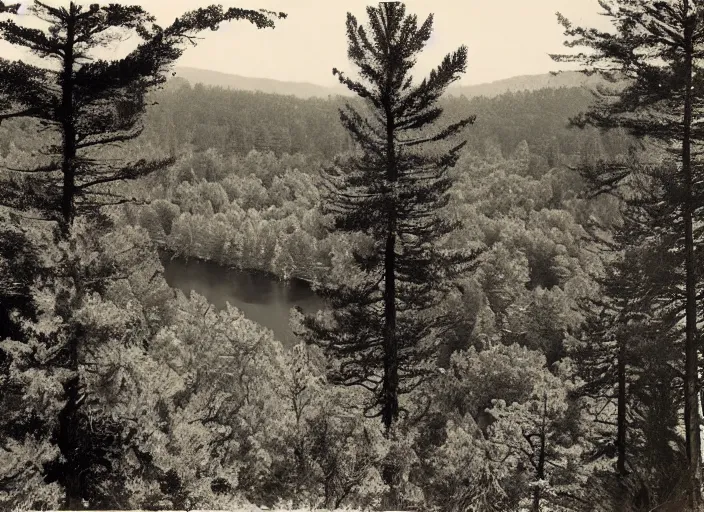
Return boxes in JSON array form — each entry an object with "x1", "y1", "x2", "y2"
[{"x1": 6, "y1": 0, "x2": 609, "y2": 86}]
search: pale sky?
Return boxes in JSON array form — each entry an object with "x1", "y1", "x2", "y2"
[{"x1": 5, "y1": 0, "x2": 609, "y2": 86}]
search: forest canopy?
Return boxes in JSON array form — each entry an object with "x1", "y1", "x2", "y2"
[{"x1": 0, "y1": 1, "x2": 701, "y2": 511}]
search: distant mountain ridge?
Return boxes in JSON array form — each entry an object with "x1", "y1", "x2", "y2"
[
  {"x1": 452, "y1": 71, "x2": 606, "y2": 98},
  {"x1": 172, "y1": 66, "x2": 607, "y2": 100},
  {"x1": 171, "y1": 67, "x2": 349, "y2": 98}
]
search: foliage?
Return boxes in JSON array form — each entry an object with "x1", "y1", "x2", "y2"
[
  {"x1": 0, "y1": 0, "x2": 284, "y2": 229},
  {"x1": 554, "y1": 1, "x2": 704, "y2": 507},
  {"x1": 298, "y1": 2, "x2": 479, "y2": 433},
  {"x1": 3, "y1": 1, "x2": 688, "y2": 510}
]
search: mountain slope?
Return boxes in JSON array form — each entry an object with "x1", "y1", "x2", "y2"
[
  {"x1": 172, "y1": 67, "x2": 607, "y2": 99},
  {"x1": 454, "y1": 71, "x2": 606, "y2": 98},
  {"x1": 172, "y1": 67, "x2": 350, "y2": 98}
]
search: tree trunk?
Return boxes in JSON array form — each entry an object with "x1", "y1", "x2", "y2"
[
  {"x1": 682, "y1": 4, "x2": 701, "y2": 506},
  {"x1": 60, "y1": 3, "x2": 76, "y2": 233},
  {"x1": 532, "y1": 486, "x2": 541, "y2": 512},
  {"x1": 382, "y1": 224, "x2": 397, "y2": 434},
  {"x1": 381, "y1": 17, "x2": 400, "y2": 512},
  {"x1": 381, "y1": 113, "x2": 399, "y2": 512},
  {"x1": 617, "y1": 333, "x2": 629, "y2": 510},
  {"x1": 56, "y1": 4, "x2": 83, "y2": 508},
  {"x1": 57, "y1": 373, "x2": 82, "y2": 509},
  {"x1": 617, "y1": 334, "x2": 627, "y2": 477},
  {"x1": 381, "y1": 20, "x2": 398, "y2": 435}
]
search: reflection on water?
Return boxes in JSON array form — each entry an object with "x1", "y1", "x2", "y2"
[{"x1": 161, "y1": 256, "x2": 325, "y2": 348}]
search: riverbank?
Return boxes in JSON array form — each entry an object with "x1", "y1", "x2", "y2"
[{"x1": 157, "y1": 247, "x2": 319, "y2": 286}]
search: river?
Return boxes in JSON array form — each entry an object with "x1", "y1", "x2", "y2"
[{"x1": 161, "y1": 256, "x2": 325, "y2": 348}]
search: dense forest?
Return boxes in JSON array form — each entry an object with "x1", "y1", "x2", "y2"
[
  {"x1": 139, "y1": 77, "x2": 627, "y2": 162},
  {"x1": 2, "y1": 1, "x2": 704, "y2": 512}
]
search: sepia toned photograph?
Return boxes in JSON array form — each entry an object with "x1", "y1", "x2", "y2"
[{"x1": 1, "y1": 1, "x2": 703, "y2": 511}]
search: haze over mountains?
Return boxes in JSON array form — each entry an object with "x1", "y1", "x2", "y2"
[{"x1": 172, "y1": 66, "x2": 606, "y2": 99}]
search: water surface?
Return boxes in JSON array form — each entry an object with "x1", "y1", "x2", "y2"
[{"x1": 162, "y1": 256, "x2": 325, "y2": 347}]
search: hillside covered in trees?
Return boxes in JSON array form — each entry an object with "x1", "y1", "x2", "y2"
[
  {"x1": 1, "y1": 1, "x2": 704, "y2": 512},
  {"x1": 169, "y1": 66, "x2": 606, "y2": 100},
  {"x1": 140, "y1": 79, "x2": 627, "y2": 162}
]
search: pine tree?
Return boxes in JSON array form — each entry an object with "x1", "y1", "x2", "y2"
[
  {"x1": 0, "y1": 0, "x2": 284, "y2": 232},
  {"x1": 575, "y1": 164, "x2": 689, "y2": 508},
  {"x1": 552, "y1": 1, "x2": 704, "y2": 505},
  {"x1": 301, "y1": 1, "x2": 477, "y2": 434},
  {"x1": 0, "y1": 2, "x2": 285, "y2": 508}
]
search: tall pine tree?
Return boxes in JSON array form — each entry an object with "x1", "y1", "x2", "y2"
[
  {"x1": 576, "y1": 161, "x2": 689, "y2": 509},
  {"x1": 301, "y1": 1, "x2": 477, "y2": 433},
  {"x1": 553, "y1": 1, "x2": 704, "y2": 505},
  {"x1": 0, "y1": 0, "x2": 284, "y2": 232},
  {"x1": 0, "y1": 2, "x2": 284, "y2": 508}
]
